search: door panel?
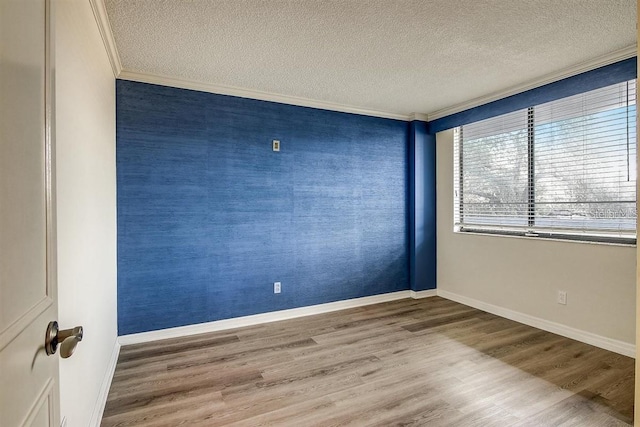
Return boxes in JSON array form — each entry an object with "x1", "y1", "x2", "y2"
[
  {"x1": 2, "y1": 326, "x2": 56, "y2": 427},
  {"x1": 0, "y1": 0, "x2": 59, "y2": 426},
  {"x1": 28, "y1": 386, "x2": 55, "y2": 427},
  {"x1": 0, "y1": 0, "x2": 48, "y2": 337}
]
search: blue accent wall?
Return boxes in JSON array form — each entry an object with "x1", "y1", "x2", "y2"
[
  {"x1": 430, "y1": 57, "x2": 637, "y2": 133},
  {"x1": 116, "y1": 58, "x2": 633, "y2": 335},
  {"x1": 116, "y1": 80, "x2": 411, "y2": 335},
  {"x1": 408, "y1": 121, "x2": 436, "y2": 291}
]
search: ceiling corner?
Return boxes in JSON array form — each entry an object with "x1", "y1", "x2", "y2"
[
  {"x1": 89, "y1": 0, "x2": 122, "y2": 78},
  {"x1": 409, "y1": 113, "x2": 429, "y2": 122},
  {"x1": 426, "y1": 44, "x2": 638, "y2": 122}
]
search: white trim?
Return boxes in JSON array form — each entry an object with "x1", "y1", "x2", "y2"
[
  {"x1": 116, "y1": 287, "x2": 632, "y2": 357},
  {"x1": 427, "y1": 45, "x2": 638, "y2": 121},
  {"x1": 89, "y1": 0, "x2": 122, "y2": 78},
  {"x1": 117, "y1": 70, "x2": 411, "y2": 121},
  {"x1": 410, "y1": 289, "x2": 437, "y2": 299},
  {"x1": 115, "y1": 46, "x2": 636, "y2": 123},
  {"x1": 409, "y1": 113, "x2": 429, "y2": 122},
  {"x1": 118, "y1": 291, "x2": 414, "y2": 345},
  {"x1": 101, "y1": 36, "x2": 634, "y2": 124},
  {"x1": 88, "y1": 339, "x2": 120, "y2": 427},
  {"x1": 437, "y1": 289, "x2": 635, "y2": 358}
]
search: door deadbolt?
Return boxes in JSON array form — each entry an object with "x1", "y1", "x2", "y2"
[{"x1": 45, "y1": 321, "x2": 83, "y2": 358}]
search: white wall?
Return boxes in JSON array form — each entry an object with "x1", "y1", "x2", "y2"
[
  {"x1": 55, "y1": 2, "x2": 117, "y2": 426},
  {"x1": 437, "y1": 129, "x2": 636, "y2": 349}
]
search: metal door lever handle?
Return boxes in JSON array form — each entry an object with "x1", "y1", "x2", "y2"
[{"x1": 45, "y1": 321, "x2": 83, "y2": 358}]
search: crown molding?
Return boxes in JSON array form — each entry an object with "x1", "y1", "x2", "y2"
[
  {"x1": 427, "y1": 44, "x2": 638, "y2": 122},
  {"x1": 89, "y1": 0, "x2": 122, "y2": 78},
  {"x1": 111, "y1": 42, "x2": 634, "y2": 124},
  {"x1": 117, "y1": 70, "x2": 412, "y2": 121},
  {"x1": 409, "y1": 113, "x2": 429, "y2": 122}
]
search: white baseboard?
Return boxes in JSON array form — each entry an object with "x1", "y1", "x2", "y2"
[
  {"x1": 410, "y1": 289, "x2": 437, "y2": 299},
  {"x1": 89, "y1": 338, "x2": 120, "y2": 427},
  {"x1": 117, "y1": 287, "x2": 633, "y2": 357},
  {"x1": 120, "y1": 290, "x2": 436, "y2": 345},
  {"x1": 437, "y1": 289, "x2": 635, "y2": 358}
]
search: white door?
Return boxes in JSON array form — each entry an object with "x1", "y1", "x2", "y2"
[{"x1": 0, "y1": 0, "x2": 60, "y2": 426}]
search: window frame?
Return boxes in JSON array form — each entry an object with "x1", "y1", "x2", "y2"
[{"x1": 453, "y1": 81, "x2": 637, "y2": 246}]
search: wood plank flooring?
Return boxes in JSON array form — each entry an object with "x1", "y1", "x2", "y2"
[{"x1": 102, "y1": 297, "x2": 634, "y2": 426}]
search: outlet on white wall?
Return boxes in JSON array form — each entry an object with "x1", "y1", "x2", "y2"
[
  {"x1": 557, "y1": 290, "x2": 567, "y2": 305},
  {"x1": 274, "y1": 282, "x2": 281, "y2": 294}
]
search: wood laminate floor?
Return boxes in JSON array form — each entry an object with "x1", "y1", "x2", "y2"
[{"x1": 102, "y1": 297, "x2": 634, "y2": 426}]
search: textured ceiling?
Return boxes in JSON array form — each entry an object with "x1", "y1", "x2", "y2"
[{"x1": 104, "y1": 0, "x2": 636, "y2": 118}]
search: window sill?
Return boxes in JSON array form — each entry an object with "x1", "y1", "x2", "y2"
[{"x1": 453, "y1": 229, "x2": 636, "y2": 248}]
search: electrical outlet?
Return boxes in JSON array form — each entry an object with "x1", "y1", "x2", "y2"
[
  {"x1": 274, "y1": 282, "x2": 281, "y2": 294},
  {"x1": 557, "y1": 290, "x2": 567, "y2": 305},
  {"x1": 272, "y1": 139, "x2": 280, "y2": 152}
]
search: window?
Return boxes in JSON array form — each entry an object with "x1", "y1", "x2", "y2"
[{"x1": 454, "y1": 79, "x2": 637, "y2": 243}]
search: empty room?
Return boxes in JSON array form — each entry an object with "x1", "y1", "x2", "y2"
[{"x1": 2, "y1": 1, "x2": 639, "y2": 426}]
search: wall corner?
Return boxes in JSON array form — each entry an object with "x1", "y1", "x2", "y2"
[{"x1": 408, "y1": 120, "x2": 436, "y2": 291}]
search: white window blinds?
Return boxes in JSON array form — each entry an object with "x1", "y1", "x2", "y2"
[{"x1": 454, "y1": 79, "x2": 637, "y2": 242}]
